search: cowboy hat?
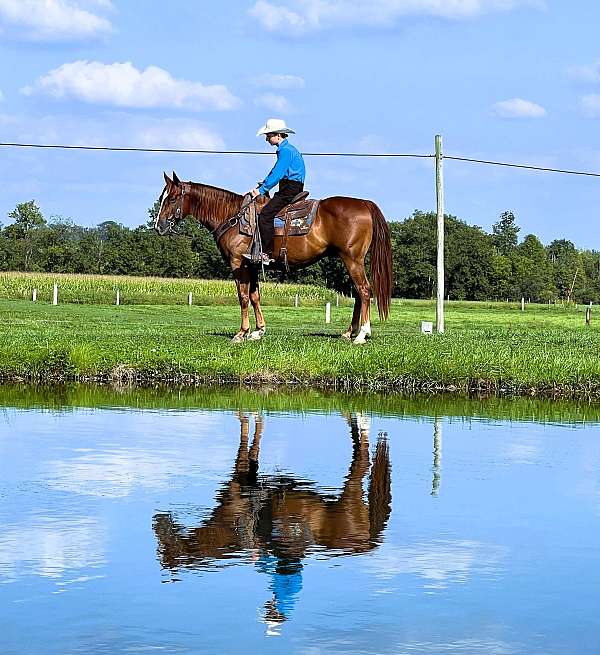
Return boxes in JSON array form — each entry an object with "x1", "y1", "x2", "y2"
[{"x1": 256, "y1": 118, "x2": 296, "y2": 136}]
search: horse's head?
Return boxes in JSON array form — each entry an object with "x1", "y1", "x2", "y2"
[{"x1": 154, "y1": 171, "x2": 190, "y2": 235}]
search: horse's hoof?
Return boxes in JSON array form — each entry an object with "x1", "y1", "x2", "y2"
[
  {"x1": 341, "y1": 330, "x2": 353, "y2": 340},
  {"x1": 231, "y1": 332, "x2": 248, "y2": 344},
  {"x1": 247, "y1": 328, "x2": 266, "y2": 341},
  {"x1": 353, "y1": 331, "x2": 368, "y2": 345}
]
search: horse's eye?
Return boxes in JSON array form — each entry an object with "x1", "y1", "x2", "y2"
[{"x1": 169, "y1": 197, "x2": 176, "y2": 203}]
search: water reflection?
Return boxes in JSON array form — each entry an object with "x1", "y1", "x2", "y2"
[
  {"x1": 153, "y1": 412, "x2": 391, "y2": 633},
  {"x1": 431, "y1": 417, "x2": 442, "y2": 497}
]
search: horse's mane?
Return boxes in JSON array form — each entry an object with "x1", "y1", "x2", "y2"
[{"x1": 189, "y1": 182, "x2": 243, "y2": 223}]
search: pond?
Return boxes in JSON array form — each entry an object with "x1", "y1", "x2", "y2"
[{"x1": 1, "y1": 386, "x2": 599, "y2": 654}]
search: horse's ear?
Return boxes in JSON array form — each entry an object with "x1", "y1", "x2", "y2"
[
  {"x1": 164, "y1": 171, "x2": 173, "y2": 186},
  {"x1": 172, "y1": 171, "x2": 181, "y2": 186}
]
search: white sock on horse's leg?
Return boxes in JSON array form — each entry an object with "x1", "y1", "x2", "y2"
[
  {"x1": 352, "y1": 321, "x2": 371, "y2": 345},
  {"x1": 248, "y1": 327, "x2": 266, "y2": 340}
]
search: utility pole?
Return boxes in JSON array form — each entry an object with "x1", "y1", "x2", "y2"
[{"x1": 435, "y1": 135, "x2": 445, "y2": 333}]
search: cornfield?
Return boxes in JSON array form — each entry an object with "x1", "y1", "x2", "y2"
[{"x1": 0, "y1": 272, "x2": 344, "y2": 306}]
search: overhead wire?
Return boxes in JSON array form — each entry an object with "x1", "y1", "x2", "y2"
[{"x1": 1, "y1": 141, "x2": 600, "y2": 177}]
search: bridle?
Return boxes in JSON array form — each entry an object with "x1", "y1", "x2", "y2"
[
  {"x1": 158, "y1": 183, "x2": 260, "y2": 242},
  {"x1": 157, "y1": 182, "x2": 192, "y2": 234}
]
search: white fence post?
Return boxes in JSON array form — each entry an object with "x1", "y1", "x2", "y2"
[
  {"x1": 116, "y1": 289, "x2": 120, "y2": 306},
  {"x1": 325, "y1": 302, "x2": 331, "y2": 324},
  {"x1": 295, "y1": 293, "x2": 299, "y2": 307},
  {"x1": 188, "y1": 291, "x2": 193, "y2": 306},
  {"x1": 53, "y1": 283, "x2": 58, "y2": 306},
  {"x1": 32, "y1": 288, "x2": 37, "y2": 302},
  {"x1": 521, "y1": 297, "x2": 525, "y2": 311}
]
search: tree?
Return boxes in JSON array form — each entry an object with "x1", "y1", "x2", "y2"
[
  {"x1": 445, "y1": 217, "x2": 496, "y2": 300},
  {"x1": 5, "y1": 200, "x2": 47, "y2": 271},
  {"x1": 547, "y1": 239, "x2": 582, "y2": 302},
  {"x1": 492, "y1": 210, "x2": 520, "y2": 256},
  {"x1": 388, "y1": 212, "x2": 436, "y2": 298},
  {"x1": 579, "y1": 250, "x2": 600, "y2": 303},
  {"x1": 513, "y1": 234, "x2": 555, "y2": 301}
]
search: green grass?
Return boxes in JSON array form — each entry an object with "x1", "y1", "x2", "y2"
[{"x1": 1, "y1": 288, "x2": 599, "y2": 395}]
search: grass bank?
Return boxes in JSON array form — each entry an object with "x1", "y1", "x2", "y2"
[{"x1": 0, "y1": 290, "x2": 599, "y2": 395}]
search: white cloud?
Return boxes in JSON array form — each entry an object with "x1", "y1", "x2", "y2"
[
  {"x1": 254, "y1": 93, "x2": 291, "y2": 112},
  {"x1": 0, "y1": 89, "x2": 4, "y2": 102},
  {"x1": 45, "y1": 412, "x2": 230, "y2": 498},
  {"x1": 249, "y1": 0, "x2": 542, "y2": 35},
  {"x1": 0, "y1": 517, "x2": 105, "y2": 581},
  {"x1": 0, "y1": 0, "x2": 112, "y2": 42},
  {"x1": 580, "y1": 94, "x2": 600, "y2": 118},
  {"x1": 0, "y1": 110, "x2": 226, "y2": 152},
  {"x1": 135, "y1": 119, "x2": 225, "y2": 150},
  {"x1": 251, "y1": 73, "x2": 305, "y2": 89},
  {"x1": 568, "y1": 61, "x2": 600, "y2": 84},
  {"x1": 364, "y1": 539, "x2": 506, "y2": 589},
  {"x1": 0, "y1": 113, "x2": 17, "y2": 125},
  {"x1": 491, "y1": 98, "x2": 547, "y2": 118},
  {"x1": 22, "y1": 60, "x2": 241, "y2": 112}
]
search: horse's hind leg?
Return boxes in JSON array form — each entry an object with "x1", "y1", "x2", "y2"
[
  {"x1": 341, "y1": 294, "x2": 361, "y2": 340},
  {"x1": 340, "y1": 254, "x2": 372, "y2": 345}
]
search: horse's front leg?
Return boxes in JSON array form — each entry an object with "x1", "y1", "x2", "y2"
[
  {"x1": 247, "y1": 272, "x2": 266, "y2": 341},
  {"x1": 232, "y1": 269, "x2": 251, "y2": 343}
]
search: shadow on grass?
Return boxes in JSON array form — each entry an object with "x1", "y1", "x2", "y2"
[{"x1": 306, "y1": 332, "x2": 342, "y2": 339}]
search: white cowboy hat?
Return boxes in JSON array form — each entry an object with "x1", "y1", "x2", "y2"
[{"x1": 256, "y1": 118, "x2": 296, "y2": 136}]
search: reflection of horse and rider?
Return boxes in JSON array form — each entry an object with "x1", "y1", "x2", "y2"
[{"x1": 153, "y1": 412, "x2": 391, "y2": 632}]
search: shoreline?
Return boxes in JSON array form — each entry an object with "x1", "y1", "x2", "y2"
[{"x1": 2, "y1": 369, "x2": 600, "y2": 399}]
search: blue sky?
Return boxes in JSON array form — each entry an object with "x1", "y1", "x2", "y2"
[{"x1": 1, "y1": 1, "x2": 600, "y2": 248}]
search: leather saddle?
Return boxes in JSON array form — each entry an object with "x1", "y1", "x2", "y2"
[
  {"x1": 238, "y1": 191, "x2": 320, "y2": 270},
  {"x1": 274, "y1": 191, "x2": 319, "y2": 236},
  {"x1": 274, "y1": 192, "x2": 320, "y2": 270}
]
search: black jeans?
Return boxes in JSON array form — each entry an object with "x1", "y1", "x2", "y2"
[{"x1": 259, "y1": 179, "x2": 304, "y2": 255}]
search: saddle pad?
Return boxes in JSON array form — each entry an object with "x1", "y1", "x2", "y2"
[{"x1": 274, "y1": 199, "x2": 320, "y2": 236}]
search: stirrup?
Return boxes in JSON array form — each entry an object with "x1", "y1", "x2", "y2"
[{"x1": 242, "y1": 252, "x2": 261, "y2": 264}]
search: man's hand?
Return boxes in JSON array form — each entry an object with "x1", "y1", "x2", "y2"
[{"x1": 249, "y1": 188, "x2": 260, "y2": 198}]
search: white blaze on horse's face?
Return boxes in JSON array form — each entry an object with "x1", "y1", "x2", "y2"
[
  {"x1": 155, "y1": 187, "x2": 167, "y2": 232},
  {"x1": 155, "y1": 184, "x2": 180, "y2": 234}
]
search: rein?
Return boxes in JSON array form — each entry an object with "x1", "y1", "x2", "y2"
[{"x1": 211, "y1": 195, "x2": 258, "y2": 243}]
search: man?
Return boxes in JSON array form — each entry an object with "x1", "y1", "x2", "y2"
[{"x1": 246, "y1": 118, "x2": 305, "y2": 265}]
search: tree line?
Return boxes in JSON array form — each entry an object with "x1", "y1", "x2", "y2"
[{"x1": 1, "y1": 200, "x2": 599, "y2": 302}]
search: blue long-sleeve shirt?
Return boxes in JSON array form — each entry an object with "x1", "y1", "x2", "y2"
[{"x1": 258, "y1": 139, "x2": 305, "y2": 195}]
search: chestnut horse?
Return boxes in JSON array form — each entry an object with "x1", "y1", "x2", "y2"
[
  {"x1": 153, "y1": 412, "x2": 391, "y2": 626},
  {"x1": 154, "y1": 172, "x2": 393, "y2": 344}
]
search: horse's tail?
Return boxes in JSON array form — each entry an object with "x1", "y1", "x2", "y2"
[
  {"x1": 366, "y1": 201, "x2": 393, "y2": 320},
  {"x1": 368, "y1": 435, "x2": 392, "y2": 542}
]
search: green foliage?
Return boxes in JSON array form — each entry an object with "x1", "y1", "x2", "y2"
[
  {"x1": 2, "y1": 200, "x2": 599, "y2": 303},
  {"x1": 492, "y1": 210, "x2": 520, "y2": 255}
]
